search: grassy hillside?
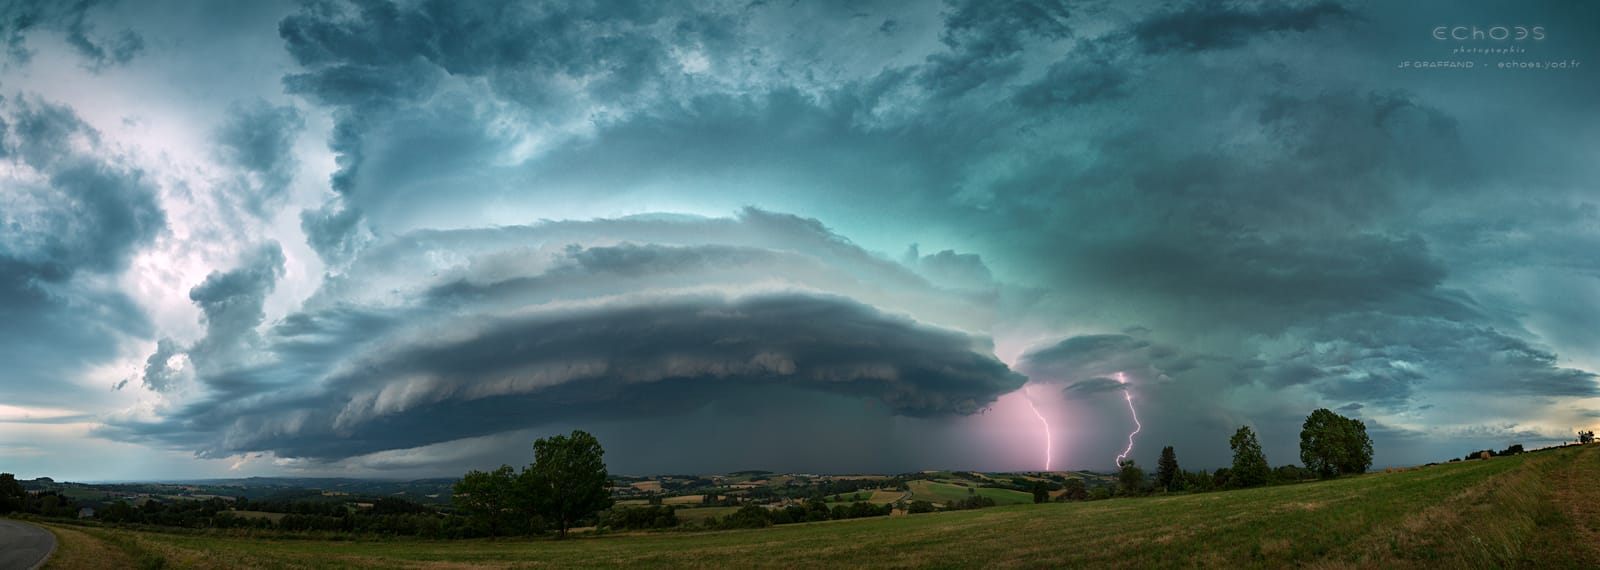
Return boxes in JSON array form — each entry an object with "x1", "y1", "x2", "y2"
[{"x1": 40, "y1": 444, "x2": 1600, "y2": 568}]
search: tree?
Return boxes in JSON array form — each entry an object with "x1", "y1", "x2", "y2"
[
  {"x1": 451, "y1": 465, "x2": 523, "y2": 535},
  {"x1": 1117, "y1": 460, "x2": 1146, "y2": 496},
  {"x1": 1274, "y1": 464, "x2": 1311, "y2": 483},
  {"x1": 720, "y1": 504, "x2": 771, "y2": 529},
  {"x1": 1057, "y1": 478, "x2": 1088, "y2": 501},
  {"x1": 1581, "y1": 430, "x2": 1595, "y2": 444},
  {"x1": 1299, "y1": 409, "x2": 1374, "y2": 479},
  {"x1": 1211, "y1": 468, "x2": 1231, "y2": 490},
  {"x1": 1031, "y1": 481, "x2": 1051, "y2": 504},
  {"x1": 1229, "y1": 426, "x2": 1270, "y2": 488},
  {"x1": 526, "y1": 430, "x2": 613, "y2": 538},
  {"x1": 1156, "y1": 446, "x2": 1180, "y2": 491},
  {"x1": 0, "y1": 473, "x2": 23, "y2": 514}
]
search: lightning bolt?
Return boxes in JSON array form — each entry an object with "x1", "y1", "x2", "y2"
[
  {"x1": 1114, "y1": 372, "x2": 1142, "y2": 467},
  {"x1": 1024, "y1": 383, "x2": 1053, "y2": 471}
]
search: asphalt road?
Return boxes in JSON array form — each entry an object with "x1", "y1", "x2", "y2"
[{"x1": 0, "y1": 520, "x2": 54, "y2": 570}]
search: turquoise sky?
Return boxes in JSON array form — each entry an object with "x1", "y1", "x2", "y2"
[{"x1": 1, "y1": 0, "x2": 1596, "y2": 481}]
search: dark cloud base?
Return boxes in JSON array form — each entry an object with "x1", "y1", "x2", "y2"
[{"x1": 107, "y1": 291, "x2": 1023, "y2": 461}]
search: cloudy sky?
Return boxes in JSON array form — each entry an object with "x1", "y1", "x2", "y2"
[{"x1": 1, "y1": 0, "x2": 1596, "y2": 481}]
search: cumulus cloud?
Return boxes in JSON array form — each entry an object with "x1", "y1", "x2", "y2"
[
  {"x1": 215, "y1": 101, "x2": 304, "y2": 217},
  {"x1": 139, "y1": 338, "x2": 186, "y2": 393},
  {"x1": 1018, "y1": 334, "x2": 1198, "y2": 387},
  {"x1": 1269, "y1": 313, "x2": 1599, "y2": 404},
  {"x1": 276, "y1": 0, "x2": 693, "y2": 261},
  {"x1": 0, "y1": 0, "x2": 144, "y2": 68},
  {"x1": 1129, "y1": 0, "x2": 1353, "y2": 54},
  {"x1": 0, "y1": 96, "x2": 164, "y2": 397},
  {"x1": 186, "y1": 242, "x2": 286, "y2": 372}
]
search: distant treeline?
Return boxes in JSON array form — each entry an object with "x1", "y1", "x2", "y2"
[
  {"x1": 0, "y1": 473, "x2": 81, "y2": 518},
  {"x1": 93, "y1": 496, "x2": 472, "y2": 537}
]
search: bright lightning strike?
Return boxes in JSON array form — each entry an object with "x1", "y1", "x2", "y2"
[
  {"x1": 1024, "y1": 384, "x2": 1053, "y2": 471},
  {"x1": 1114, "y1": 372, "x2": 1142, "y2": 467}
]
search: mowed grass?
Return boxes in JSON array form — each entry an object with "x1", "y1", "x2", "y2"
[
  {"x1": 868, "y1": 489, "x2": 905, "y2": 505},
  {"x1": 42, "y1": 444, "x2": 1600, "y2": 569},
  {"x1": 907, "y1": 480, "x2": 1033, "y2": 506}
]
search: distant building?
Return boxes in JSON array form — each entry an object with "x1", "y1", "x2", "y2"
[{"x1": 77, "y1": 507, "x2": 95, "y2": 519}]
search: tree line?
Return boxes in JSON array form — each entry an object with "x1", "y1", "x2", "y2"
[
  {"x1": 1069, "y1": 408, "x2": 1375, "y2": 499},
  {"x1": 0, "y1": 473, "x2": 80, "y2": 518}
]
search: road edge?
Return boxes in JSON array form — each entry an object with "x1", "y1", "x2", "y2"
[{"x1": 23, "y1": 521, "x2": 57, "y2": 570}]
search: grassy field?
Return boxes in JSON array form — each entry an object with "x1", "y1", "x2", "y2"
[
  {"x1": 668, "y1": 506, "x2": 740, "y2": 522},
  {"x1": 37, "y1": 444, "x2": 1600, "y2": 568},
  {"x1": 907, "y1": 480, "x2": 1034, "y2": 506}
]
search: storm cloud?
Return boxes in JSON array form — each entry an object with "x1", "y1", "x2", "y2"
[
  {"x1": 214, "y1": 101, "x2": 304, "y2": 217},
  {"x1": 102, "y1": 212, "x2": 1023, "y2": 462},
  {"x1": 0, "y1": 0, "x2": 144, "y2": 68},
  {"x1": 5, "y1": 0, "x2": 1599, "y2": 478},
  {"x1": 0, "y1": 96, "x2": 165, "y2": 404}
]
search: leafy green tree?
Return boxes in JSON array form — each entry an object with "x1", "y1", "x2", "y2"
[
  {"x1": 1273, "y1": 464, "x2": 1311, "y2": 483},
  {"x1": 720, "y1": 504, "x2": 772, "y2": 529},
  {"x1": 1117, "y1": 460, "x2": 1146, "y2": 496},
  {"x1": 1156, "y1": 446, "x2": 1180, "y2": 491},
  {"x1": 451, "y1": 465, "x2": 524, "y2": 535},
  {"x1": 601, "y1": 505, "x2": 679, "y2": 530},
  {"x1": 1210, "y1": 468, "x2": 1231, "y2": 490},
  {"x1": 0, "y1": 473, "x2": 23, "y2": 514},
  {"x1": 526, "y1": 430, "x2": 613, "y2": 538},
  {"x1": 100, "y1": 500, "x2": 140, "y2": 523},
  {"x1": 1057, "y1": 478, "x2": 1088, "y2": 501},
  {"x1": 1031, "y1": 481, "x2": 1051, "y2": 504},
  {"x1": 1229, "y1": 426, "x2": 1270, "y2": 488},
  {"x1": 907, "y1": 500, "x2": 936, "y2": 514},
  {"x1": 1298, "y1": 409, "x2": 1374, "y2": 478}
]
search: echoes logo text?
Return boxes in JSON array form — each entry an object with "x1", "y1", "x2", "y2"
[{"x1": 1433, "y1": 25, "x2": 1546, "y2": 41}]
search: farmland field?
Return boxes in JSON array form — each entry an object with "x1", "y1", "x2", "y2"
[
  {"x1": 907, "y1": 480, "x2": 1034, "y2": 505},
  {"x1": 36, "y1": 444, "x2": 1600, "y2": 568},
  {"x1": 668, "y1": 506, "x2": 740, "y2": 522}
]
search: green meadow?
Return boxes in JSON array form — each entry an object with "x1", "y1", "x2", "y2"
[
  {"x1": 39, "y1": 444, "x2": 1600, "y2": 569},
  {"x1": 906, "y1": 480, "x2": 1034, "y2": 506}
]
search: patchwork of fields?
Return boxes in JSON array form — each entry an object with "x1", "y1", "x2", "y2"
[{"x1": 33, "y1": 444, "x2": 1600, "y2": 568}]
